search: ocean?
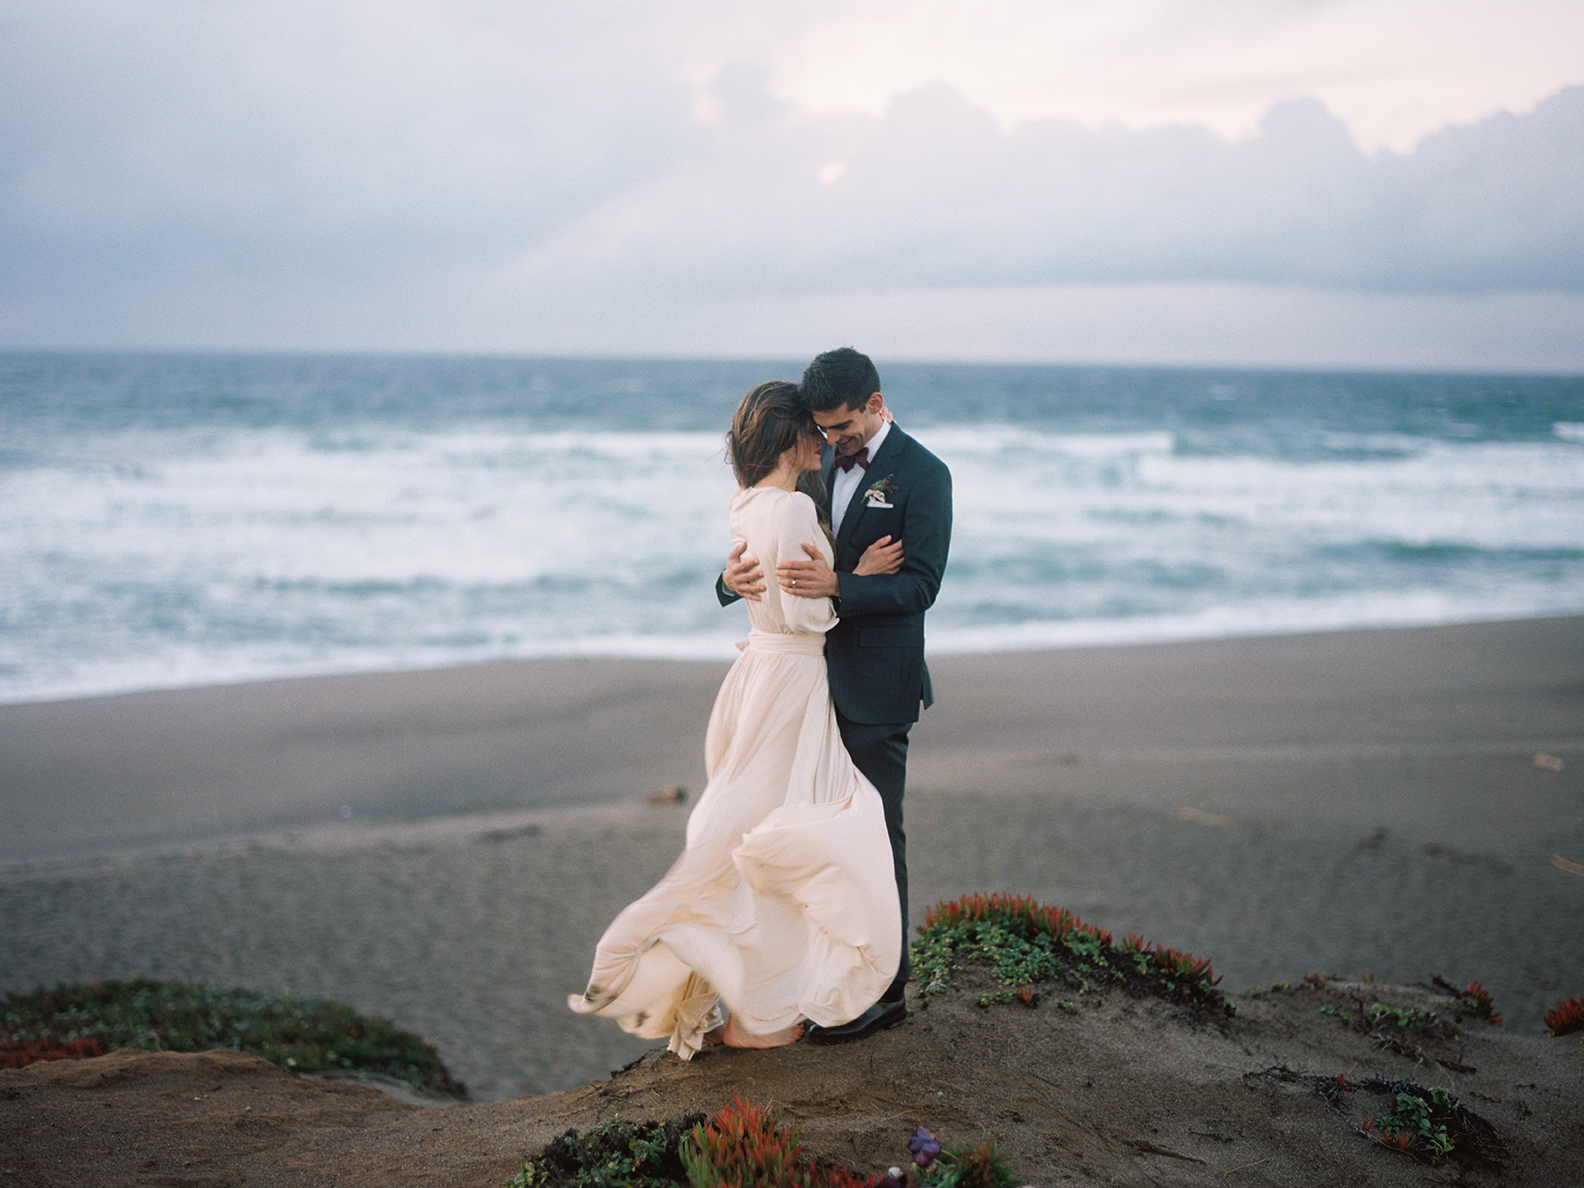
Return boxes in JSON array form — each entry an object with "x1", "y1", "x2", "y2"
[{"x1": 3, "y1": 351, "x2": 1581, "y2": 706}]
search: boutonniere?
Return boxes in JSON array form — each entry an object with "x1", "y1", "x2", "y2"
[{"x1": 862, "y1": 474, "x2": 898, "y2": 508}]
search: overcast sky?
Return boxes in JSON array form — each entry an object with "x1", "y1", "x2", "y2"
[{"x1": 3, "y1": 0, "x2": 1582, "y2": 371}]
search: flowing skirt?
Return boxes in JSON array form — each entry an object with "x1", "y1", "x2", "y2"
[{"x1": 567, "y1": 631, "x2": 901, "y2": 1058}]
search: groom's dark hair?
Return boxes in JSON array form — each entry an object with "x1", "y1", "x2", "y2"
[{"x1": 800, "y1": 347, "x2": 880, "y2": 413}]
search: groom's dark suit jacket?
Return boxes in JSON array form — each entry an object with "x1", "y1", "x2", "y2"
[
  {"x1": 720, "y1": 426, "x2": 952, "y2": 727},
  {"x1": 818, "y1": 427, "x2": 952, "y2": 726}
]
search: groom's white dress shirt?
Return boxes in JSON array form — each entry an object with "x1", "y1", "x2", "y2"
[{"x1": 830, "y1": 419, "x2": 891, "y2": 537}]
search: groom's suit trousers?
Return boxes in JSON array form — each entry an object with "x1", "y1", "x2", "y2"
[{"x1": 835, "y1": 708, "x2": 911, "y2": 997}]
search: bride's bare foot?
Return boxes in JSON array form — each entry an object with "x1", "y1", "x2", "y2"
[{"x1": 720, "y1": 1015, "x2": 804, "y2": 1049}]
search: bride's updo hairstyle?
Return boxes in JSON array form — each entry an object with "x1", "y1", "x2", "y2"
[{"x1": 727, "y1": 380, "x2": 813, "y2": 488}]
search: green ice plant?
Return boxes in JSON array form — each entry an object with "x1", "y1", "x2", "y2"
[
  {"x1": 508, "y1": 1103, "x2": 1023, "y2": 1188},
  {"x1": 507, "y1": 1115, "x2": 702, "y2": 1188},
  {"x1": 910, "y1": 893, "x2": 1230, "y2": 1014},
  {"x1": 1364, "y1": 1087, "x2": 1459, "y2": 1159},
  {"x1": 1311, "y1": 1073, "x2": 1505, "y2": 1166},
  {"x1": 0, "y1": 978, "x2": 462, "y2": 1094},
  {"x1": 1368, "y1": 1002, "x2": 1431, "y2": 1029}
]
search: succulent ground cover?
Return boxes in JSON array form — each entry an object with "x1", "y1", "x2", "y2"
[
  {"x1": 507, "y1": 1112, "x2": 706, "y2": 1187},
  {"x1": 911, "y1": 892, "x2": 1232, "y2": 1016},
  {"x1": 1245, "y1": 974, "x2": 1514, "y2": 1168},
  {"x1": 0, "y1": 977, "x2": 464, "y2": 1095},
  {"x1": 1544, "y1": 994, "x2": 1584, "y2": 1037},
  {"x1": 1302, "y1": 1072, "x2": 1511, "y2": 1166},
  {"x1": 507, "y1": 1098, "x2": 1019, "y2": 1188}
]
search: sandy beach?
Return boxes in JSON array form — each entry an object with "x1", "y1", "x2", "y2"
[{"x1": 2, "y1": 616, "x2": 1581, "y2": 1102}]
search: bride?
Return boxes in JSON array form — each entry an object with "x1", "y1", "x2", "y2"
[{"x1": 568, "y1": 380, "x2": 902, "y2": 1054}]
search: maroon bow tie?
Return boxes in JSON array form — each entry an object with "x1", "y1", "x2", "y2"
[{"x1": 834, "y1": 447, "x2": 869, "y2": 472}]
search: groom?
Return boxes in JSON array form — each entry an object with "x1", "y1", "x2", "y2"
[{"x1": 719, "y1": 346, "x2": 953, "y2": 1041}]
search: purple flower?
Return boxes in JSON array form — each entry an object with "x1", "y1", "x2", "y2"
[
  {"x1": 877, "y1": 1174, "x2": 905, "y2": 1188},
  {"x1": 908, "y1": 1125, "x2": 941, "y2": 1168}
]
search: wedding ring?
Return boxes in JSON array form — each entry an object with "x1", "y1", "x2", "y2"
[{"x1": 792, "y1": 579, "x2": 798, "y2": 588}]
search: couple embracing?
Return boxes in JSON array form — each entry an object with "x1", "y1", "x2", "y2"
[{"x1": 569, "y1": 347, "x2": 953, "y2": 1054}]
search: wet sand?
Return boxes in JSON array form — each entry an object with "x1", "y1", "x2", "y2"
[{"x1": 2, "y1": 616, "x2": 1581, "y2": 1099}]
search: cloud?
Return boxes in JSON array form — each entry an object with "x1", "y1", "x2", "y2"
[
  {"x1": 511, "y1": 80, "x2": 1584, "y2": 297},
  {"x1": 759, "y1": 0, "x2": 1584, "y2": 152},
  {"x1": 0, "y1": 2, "x2": 706, "y2": 287},
  {"x1": 0, "y1": 1, "x2": 1580, "y2": 364}
]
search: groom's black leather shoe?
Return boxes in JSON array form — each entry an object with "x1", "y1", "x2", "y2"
[{"x1": 805, "y1": 994, "x2": 908, "y2": 1043}]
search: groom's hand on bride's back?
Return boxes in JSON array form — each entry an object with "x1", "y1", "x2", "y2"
[{"x1": 723, "y1": 540, "x2": 767, "y2": 601}]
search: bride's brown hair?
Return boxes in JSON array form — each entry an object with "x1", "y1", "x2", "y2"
[
  {"x1": 726, "y1": 381, "x2": 832, "y2": 537},
  {"x1": 727, "y1": 381, "x2": 813, "y2": 488}
]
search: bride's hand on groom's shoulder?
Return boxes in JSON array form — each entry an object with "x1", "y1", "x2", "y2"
[
  {"x1": 724, "y1": 540, "x2": 766, "y2": 601},
  {"x1": 853, "y1": 535, "x2": 903, "y2": 576}
]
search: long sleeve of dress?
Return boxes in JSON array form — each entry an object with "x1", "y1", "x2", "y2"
[
  {"x1": 772, "y1": 491, "x2": 838, "y2": 637},
  {"x1": 734, "y1": 488, "x2": 837, "y2": 638}
]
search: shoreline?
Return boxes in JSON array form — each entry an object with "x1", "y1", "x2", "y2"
[
  {"x1": 3, "y1": 614, "x2": 1581, "y2": 1098},
  {"x1": 7, "y1": 605, "x2": 1583, "y2": 714},
  {"x1": 3, "y1": 613, "x2": 1580, "y2": 865}
]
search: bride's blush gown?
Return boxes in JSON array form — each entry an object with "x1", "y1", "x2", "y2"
[{"x1": 567, "y1": 485, "x2": 901, "y2": 1057}]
